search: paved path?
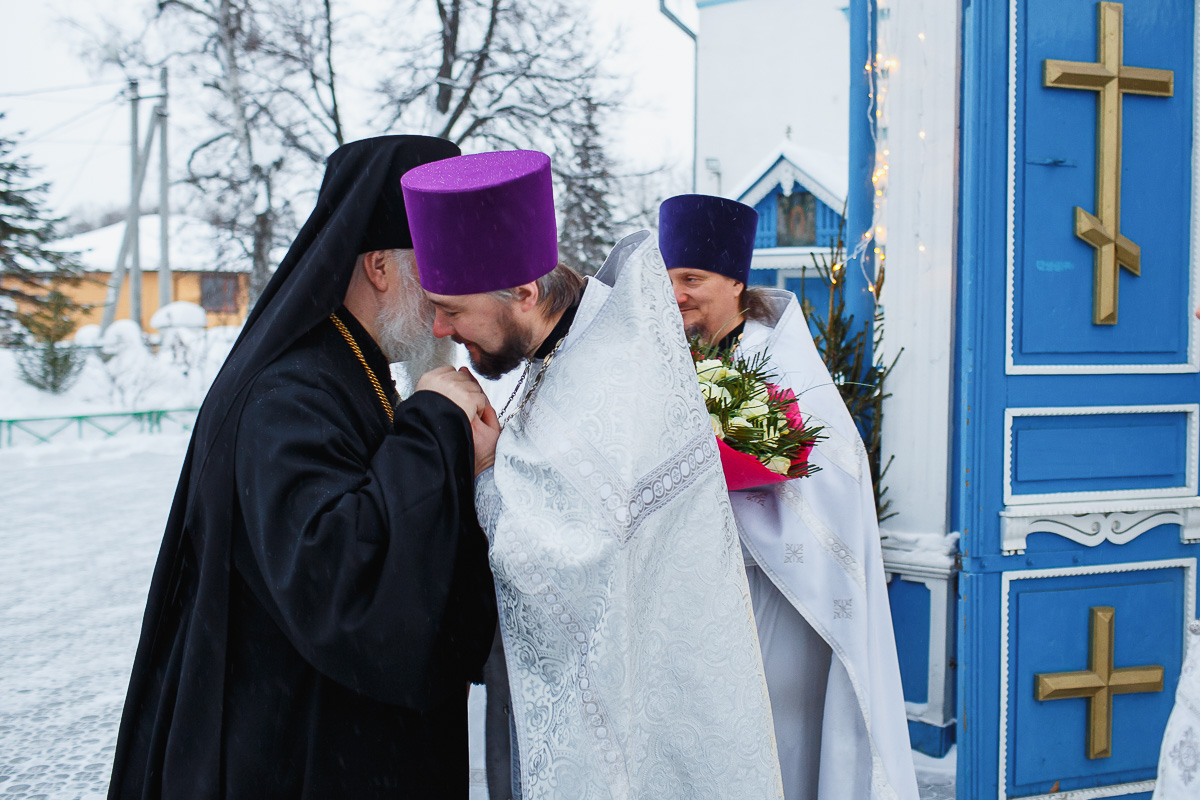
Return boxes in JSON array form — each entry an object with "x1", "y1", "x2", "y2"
[{"x1": 0, "y1": 437, "x2": 954, "y2": 798}]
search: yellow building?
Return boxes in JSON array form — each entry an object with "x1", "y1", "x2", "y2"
[{"x1": 29, "y1": 214, "x2": 252, "y2": 334}]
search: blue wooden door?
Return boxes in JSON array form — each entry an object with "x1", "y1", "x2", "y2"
[{"x1": 956, "y1": 1, "x2": 1199, "y2": 797}]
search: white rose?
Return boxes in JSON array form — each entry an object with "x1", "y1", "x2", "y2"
[
  {"x1": 696, "y1": 360, "x2": 740, "y2": 383},
  {"x1": 727, "y1": 416, "x2": 752, "y2": 430},
  {"x1": 700, "y1": 382, "x2": 733, "y2": 404},
  {"x1": 695, "y1": 359, "x2": 723, "y2": 379},
  {"x1": 710, "y1": 414, "x2": 726, "y2": 440},
  {"x1": 764, "y1": 455, "x2": 792, "y2": 475},
  {"x1": 740, "y1": 398, "x2": 769, "y2": 419}
]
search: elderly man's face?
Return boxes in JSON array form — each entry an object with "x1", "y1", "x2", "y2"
[
  {"x1": 426, "y1": 290, "x2": 533, "y2": 379},
  {"x1": 668, "y1": 268, "x2": 745, "y2": 344}
]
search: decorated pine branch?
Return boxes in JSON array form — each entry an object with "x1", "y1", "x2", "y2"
[{"x1": 801, "y1": 216, "x2": 900, "y2": 523}]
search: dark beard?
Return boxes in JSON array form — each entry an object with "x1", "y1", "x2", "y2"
[
  {"x1": 684, "y1": 322, "x2": 708, "y2": 342},
  {"x1": 468, "y1": 325, "x2": 534, "y2": 380}
]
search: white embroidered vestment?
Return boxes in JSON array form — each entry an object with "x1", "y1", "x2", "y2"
[
  {"x1": 730, "y1": 289, "x2": 919, "y2": 800},
  {"x1": 475, "y1": 232, "x2": 783, "y2": 800}
]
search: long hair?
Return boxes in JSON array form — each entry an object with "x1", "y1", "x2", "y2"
[
  {"x1": 741, "y1": 285, "x2": 775, "y2": 325},
  {"x1": 490, "y1": 263, "x2": 586, "y2": 318}
]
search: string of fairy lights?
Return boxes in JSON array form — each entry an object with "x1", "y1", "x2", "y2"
[{"x1": 842, "y1": 2, "x2": 930, "y2": 307}]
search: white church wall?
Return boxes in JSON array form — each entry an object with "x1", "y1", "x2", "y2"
[
  {"x1": 876, "y1": 0, "x2": 959, "y2": 549},
  {"x1": 694, "y1": 0, "x2": 849, "y2": 195}
]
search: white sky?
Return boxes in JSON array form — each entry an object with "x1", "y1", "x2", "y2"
[{"x1": 0, "y1": 0, "x2": 696, "y2": 221}]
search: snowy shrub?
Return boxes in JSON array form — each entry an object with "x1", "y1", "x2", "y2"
[{"x1": 94, "y1": 320, "x2": 167, "y2": 409}]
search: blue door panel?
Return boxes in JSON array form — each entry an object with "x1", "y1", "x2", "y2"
[
  {"x1": 888, "y1": 578, "x2": 932, "y2": 705},
  {"x1": 1009, "y1": 572, "x2": 1186, "y2": 792},
  {"x1": 1009, "y1": 411, "x2": 1189, "y2": 495},
  {"x1": 1014, "y1": 0, "x2": 1194, "y2": 365}
]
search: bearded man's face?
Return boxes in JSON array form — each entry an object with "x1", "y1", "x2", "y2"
[{"x1": 424, "y1": 291, "x2": 534, "y2": 380}]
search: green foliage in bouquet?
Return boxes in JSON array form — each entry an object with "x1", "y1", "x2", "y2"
[
  {"x1": 801, "y1": 217, "x2": 901, "y2": 522},
  {"x1": 15, "y1": 290, "x2": 88, "y2": 394},
  {"x1": 691, "y1": 343, "x2": 823, "y2": 478}
]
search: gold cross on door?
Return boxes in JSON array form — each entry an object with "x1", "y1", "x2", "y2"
[
  {"x1": 1043, "y1": 1, "x2": 1173, "y2": 325},
  {"x1": 1034, "y1": 606, "x2": 1163, "y2": 759}
]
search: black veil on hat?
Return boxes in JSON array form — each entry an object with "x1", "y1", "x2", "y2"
[
  {"x1": 220, "y1": 134, "x2": 461, "y2": 410},
  {"x1": 108, "y1": 134, "x2": 460, "y2": 795}
]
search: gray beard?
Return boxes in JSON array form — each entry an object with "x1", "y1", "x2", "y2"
[{"x1": 376, "y1": 299, "x2": 455, "y2": 395}]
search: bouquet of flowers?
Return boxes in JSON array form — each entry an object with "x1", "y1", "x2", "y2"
[{"x1": 693, "y1": 344, "x2": 823, "y2": 491}]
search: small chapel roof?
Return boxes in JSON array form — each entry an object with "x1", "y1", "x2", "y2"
[{"x1": 730, "y1": 141, "x2": 848, "y2": 213}]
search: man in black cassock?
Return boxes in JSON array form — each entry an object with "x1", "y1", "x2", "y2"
[{"x1": 107, "y1": 135, "x2": 499, "y2": 799}]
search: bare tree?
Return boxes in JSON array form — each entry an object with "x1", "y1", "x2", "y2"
[
  {"x1": 376, "y1": 0, "x2": 609, "y2": 154},
  {"x1": 151, "y1": 0, "x2": 346, "y2": 301}
]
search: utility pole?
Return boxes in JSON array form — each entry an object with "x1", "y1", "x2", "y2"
[
  {"x1": 129, "y1": 79, "x2": 142, "y2": 329},
  {"x1": 100, "y1": 80, "x2": 167, "y2": 332},
  {"x1": 158, "y1": 67, "x2": 171, "y2": 309}
]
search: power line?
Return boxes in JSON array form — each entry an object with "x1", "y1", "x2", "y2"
[
  {"x1": 0, "y1": 80, "x2": 126, "y2": 99},
  {"x1": 59, "y1": 103, "x2": 125, "y2": 205},
  {"x1": 24, "y1": 96, "x2": 123, "y2": 145}
]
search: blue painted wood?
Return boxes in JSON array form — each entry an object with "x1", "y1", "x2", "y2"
[
  {"x1": 1008, "y1": 569, "x2": 1185, "y2": 794},
  {"x1": 746, "y1": 268, "x2": 777, "y2": 287},
  {"x1": 888, "y1": 578, "x2": 932, "y2": 704},
  {"x1": 1010, "y1": 410, "x2": 1189, "y2": 495},
  {"x1": 785, "y1": 276, "x2": 830, "y2": 339},
  {"x1": 753, "y1": 191, "x2": 777, "y2": 248},
  {"x1": 1014, "y1": 0, "x2": 1194, "y2": 365},
  {"x1": 955, "y1": 1, "x2": 1200, "y2": 798},
  {"x1": 846, "y1": 0, "x2": 877, "y2": 368},
  {"x1": 816, "y1": 200, "x2": 842, "y2": 249},
  {"x1": 908, "y1": 720, "x2": 956, "y2": 759}
]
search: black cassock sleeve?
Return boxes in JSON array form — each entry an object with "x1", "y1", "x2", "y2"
[{"x1": 235, "y1": 377, "x2": 494, "y2": 710}]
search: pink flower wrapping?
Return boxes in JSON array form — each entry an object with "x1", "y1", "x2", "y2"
[{"x1": 718, "y1": 383, "x2": 812, "y2": 491}]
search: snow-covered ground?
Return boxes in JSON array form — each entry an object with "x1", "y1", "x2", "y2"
[{"x1": 0, "y1": 435, "x2": 957, "y2": 798}]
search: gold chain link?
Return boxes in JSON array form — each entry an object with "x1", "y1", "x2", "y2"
[{"x1": 330, "y1": 313, "x2": 394, "y2": 425}]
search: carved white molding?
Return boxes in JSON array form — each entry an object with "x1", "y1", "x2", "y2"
[
  {"x1": 1003, "y1": 0, "x2": 1200, "y2": 376},
  {"x1": 997, "y1": 559, "x2": 1197, "y2": 800},
  {"x1": 749, "y1": 247, "x2": 824, "y2": 273},
  {"x1": 736, "y1": 154, "x2": 845, "y2": 212},
  {"x1": 1001, "y1": 498, "x2": 1200, "y2": 555},
  {"x1": 1003, "y1": 404, "x2": 1200, "y2": 506}
]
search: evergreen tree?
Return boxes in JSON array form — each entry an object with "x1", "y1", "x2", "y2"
[
  {"x1": 0, "y1": 114, "x2": 83, "y2": 329},
  {"x1": 801, "y1": 215, "x2": 900, "y2": 523},
  {"x1": 556, "y1": 96, "x2": 618, "y2": 276},
  {"x1": 15, "y1": 290, "x2": 87, "y2": 394}
]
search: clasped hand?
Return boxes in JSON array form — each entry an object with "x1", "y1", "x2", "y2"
[{"x1": 416, "y1": 367, "x2": 500, "y2": 477}]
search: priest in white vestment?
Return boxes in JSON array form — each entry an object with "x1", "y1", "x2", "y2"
[
  {"x1": 659, "y1": 194, "x2": 919, "y2": 800},
  {"x1": 401, "y1": 153, "x2": 783, "y2": 800}
]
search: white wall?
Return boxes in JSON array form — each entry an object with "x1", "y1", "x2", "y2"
[
  {"x1": 695, "y1": 0, "x2": 849, "y2": 195},
  {"x1": 876, "y1": 0, "x2": 960, "y2": 542}
]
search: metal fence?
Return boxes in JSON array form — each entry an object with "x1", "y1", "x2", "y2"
[{"x1": 0, "y1": 409, "x2": 200, "y2": 448}]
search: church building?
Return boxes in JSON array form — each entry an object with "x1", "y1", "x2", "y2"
[{"x1": 678, "y1": 0, "x2": 1200, "y2": 796}]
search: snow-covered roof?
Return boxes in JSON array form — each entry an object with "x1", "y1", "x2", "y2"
[
  {"x1": 730, "y1": 141, "x2": 848, "y2": 214},
  {"x1": 50, "y1": 215, "x2": 248, "y2": 274}
]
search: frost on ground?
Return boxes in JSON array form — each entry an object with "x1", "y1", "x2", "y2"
[{"x1": 0, "y1": 435, "x2": 953, "y2": 799}]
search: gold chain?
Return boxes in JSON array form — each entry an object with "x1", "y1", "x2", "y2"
[{"x1": 330, "y1": 313, "x2": 394, "y2": 425}]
